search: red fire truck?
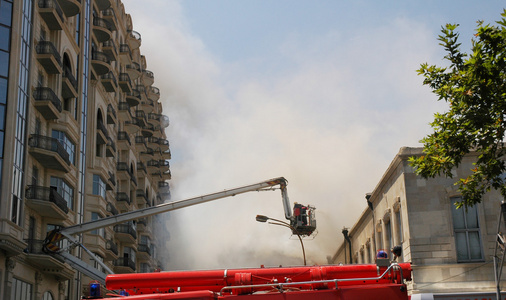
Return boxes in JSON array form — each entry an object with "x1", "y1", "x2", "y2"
[{"x1": 42, "y1": 177, "x2": 411, "y2": 299}]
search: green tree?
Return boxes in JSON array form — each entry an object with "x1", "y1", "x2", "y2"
[{"x1": 409, "y1": 9, "x2": 506, "y2": 208}]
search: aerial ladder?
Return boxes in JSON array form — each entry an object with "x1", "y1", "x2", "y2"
[{"x1": 42, "y1": 177, "x2": 316, "y2": 284}]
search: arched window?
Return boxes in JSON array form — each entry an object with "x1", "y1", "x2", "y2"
[{"x1": 42, "y1": 291, "x2": 54, "y2": 300}]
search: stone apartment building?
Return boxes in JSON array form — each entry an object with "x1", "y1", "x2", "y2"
[
  {"x1": 0, "y1": 0, "x2": 171, "y2": 299},
  {"x1": 330, "y1": 147, "x2": 505, "y2": 296}
]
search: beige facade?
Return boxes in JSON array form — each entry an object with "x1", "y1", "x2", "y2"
[
  {"x1": 0, "y1": 0, "x2": 171, "y2": 299},
  {"x1": 330, "y1": 147, "x2": 504, "y2": 295}
]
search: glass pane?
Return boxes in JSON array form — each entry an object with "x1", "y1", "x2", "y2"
[
  {"x1": 0, "y1": 26, "x2": 9, "y2": 51},
  {"x1": 465, "y1": 205, "x2": 479, "y2": 228},
  {"x1": 0, "y1": 131, "x2": 4, "y2": 157},
  {"x1": 455, "y1": 232, "x2": 468, "y2": 261},
  {"x1": 0, "y1": 78, "x2": 7, "y2": 104},
  {"x1": 0, "y1": 1, "x2": 12, "y2": 26},
  {"x1": 0, "y1": 51, "x2": 9, "y2": 77},
  {"x1": 451, "y1": 203, "x2": 465, "y2": 229},
  {"x1": 468, "y1": 231, "x2": 482, "y2": 259}
]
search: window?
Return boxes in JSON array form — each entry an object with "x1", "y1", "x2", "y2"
[
  {"x1": 52, "y1": 130, "x2": 76, "y2": 165},
  {"x1": 11, "y1": 278, "x2": 32, "y2": 300},
  {"x1": 91, "y1": 212, "x2": 105, "y2": 237},
  {"x1": 92, "y1": 252, "x2": 105, "y2": 273},
  {"x1": 42, "y1": 291, "x2": 54, "y2": 300},
  {"x1": 50, "y1": 176, "x2": 74, "y2": 210},
  {"x1": 450, "y1": 196, "x2": 483, "y2": 262},
  {"x1": 395, "y1": 208, "x2": 403, "y2": 244},
  {"x1": 384, "y1": 219, "x2": 392, "y2": 251},
  {"x1": 92, "y1": 174, "x2": 106, "y2": 198}
]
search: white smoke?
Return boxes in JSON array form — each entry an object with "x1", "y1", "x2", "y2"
[{"x1": 122, "y1": 0, "x2": 455, "y2": 270}]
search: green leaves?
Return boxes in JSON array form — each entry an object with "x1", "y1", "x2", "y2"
[{"x1": 411, "y1": 9, "x2": 506, "y2": 208}]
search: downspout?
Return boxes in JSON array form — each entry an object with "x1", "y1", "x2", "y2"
[{"x1": 342, "y1": 228, "x2": 352, "y2": 264}]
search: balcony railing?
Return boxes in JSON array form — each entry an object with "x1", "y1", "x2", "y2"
[
  {"x1": 97, "y1": 120, "x2": 109, "y2": 139},
  {"x1": 137, "y1": 243, "x2": 151, "y2": 256},
  {"x1": 36, "y1": 40, "x2": 62, "y2": 63},
  {"x1": 107, "y1": 104, "x2": 116, "y2": 124},
  {"x1": 113, "y1": 257, "x2": 136, "y2": 271},
  {"x1": 116, "y1": 192, "x2": 131, "y2": 205},
  {"x1": 38, "y1": 0, "x2": 64, "y2": 28},
  {"x1": 106, "y1": 201, "x2": 118, "y2": 215},
  {"x1": 28, "y1": 134, "x2": 70, "y2": 165},
  {"x1": 62, "y1": 66, "x2": 78, "y2": 98},
  {"x1": 113, "y1": 223, "x2": 137, "y2": 239},
  {"x1": 33, "y1": 86, "x2": 62, "y2": 113},
  {"x1": 26, "y1": 185, "x2": 69, "y2": 213},
  {"x1": 106, "y1": 239, "x2": 118, "y2": 255},
  {"x1": 137, "y1": 162, "x2": 147, "y2": 174},
  {"x1": 117, "y1": 131, "x2": 131, "y2": 145}
]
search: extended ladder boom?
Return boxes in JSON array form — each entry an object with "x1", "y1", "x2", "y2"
[{"x1": 59, "y1": 177, "x2": 291, "y2": 238}]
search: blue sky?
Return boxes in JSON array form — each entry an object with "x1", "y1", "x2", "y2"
[{"x1": 122, "y1": 0, "x2": 505, "y2": 270}]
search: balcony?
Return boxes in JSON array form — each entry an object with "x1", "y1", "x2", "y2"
[
  {"x1": 106, "y1": 201, "x2": 118, "y2": 216},
  {"x1": 24, "y1": 239, "x2": 75, "y2": 280},
  {"x1": 136, "y1": 110, "x2": 147, "y2": 127},
  {"x1": 113, "y1": 257, "x2": 136, "y2": 273},
  {"x1": 105, "y1": 239, "x2": 119, "y2": 260},
  {"x1": 101, "y1": 71, "x2": 118, "y2": 93},
  {"x1": 62, "y1": 66, "x2": 78, "y2": 98},
  {"x1": 96, "y1": 120, "x2": 109, "y2": 145},
  {"x1": 116, "y1": 162, "x2": 131, "y2": 181},
  {"x1": 147, "y1": 113, "x2": 160, "y2": 125},
  {"x1": 33, "y1": 87, "x2": 62, "y2": 119},
  {"x1": 140, "y1": 148, "x2": 154, "y2": 161},
  {"x1": 25, "y1": 185, "x2": 69, "y2": 219},
  {"x1": 102, "y1": 7, "x2": 117, "y2": 31},
  {"x1": 137, "y1": 243, "x2": 151, "y2": 259},
  {"x1": 159, "y1": 160, "x2": 170, "y2": 172},
  {"x1": 96, "y1": 0, "x2": 111, "y2": 11},
  {"x1": 162, "y1": 170, "x2": 172, "y2": 180},
  {"x1": 106, "y1": 137, "x2": 116, "y2": 157},
  {"x1": 137, "y1": 162, "x2": 147, "y2": 178},
  {"x1": 135, "y1": 136, "x2": 147, "y2": 152},
  {"x1": 107, "y1": 104, "x2": 117, "y2": 125},
  {"x1": 146, "y1": 160, "x2": 159, "y2": 173},
  {"x1": 36, "y1": 41, "x2": 62, "y2": 74},
  {"x1": 159, "y1": 181, "x2": 170, "y2": 199},
  {"x1": 28, "y1": 134, "x2": 70, "y2": 172},
  {"x1": 92, "y1": 17, "x2": 112, "y2": 43},
  {"x1": 158, "y1": 138, "x2": 170, "y2": 151},
  {"x1": 140, "y1": 123, "x2": 154, "y2": 138},
  {"x1": 136, "y1": 84, "x2": 148, "y2": 102},
  {"x1": 102, "y1": 40, "x2": 118, "y2": 61},
  {"x1": 118, "y1": 101, "x2": 131, "y2": 120},
  {"x1": 125, "y1": 89, "x2": 141, "y2": 107},
  {"x1": 117, "y1": 131, "x2": 131, "y2": 150},
  {"x1": 139, "y1": 100, "x2": 154, "y2": 113},
  {"x1": 38, "y1": 0, "x2": 65, "y2": 30},
  {"x1": 124, "y1": 118, "x2": 140, "y2": 134},
  {"x1": 119, "y1": 43, "x2": 132, "y2": 65},
  {"x1": 118, "y1": 73, "x2": 132, "y2": 93},
  {"x1": 127, "y1": 30, "x2": 141, "y2": 50},
  {"x1": 126, "y1": 62, "x2": 141, "y2": 80},
  {"x1": 91, "y1": 50, "x2": 111, "y2": 76},
  {"x1": 136, "y1": 189, "x2": 149, "y2": 206},
  {"x1": 113, "y1": 223, "x2": 136, "y2": 242},
  {"x1": 107, "y1": 171, "x2": 116, "y2": 190},
  {"x1": 146, "y1": 137, "x2": 158, "y2": 148},
  {"x1": 142, "y1": 69, "x2": 154, "y2": 86},
  {"x1": 56, "y1": 0, "x2": 80, "y2": 17},
  {"x1": 116, "y1": 192, "x2": 131, "y2": 211},
  {"x1": 148, "y1": 86, "x2": 160, "y2": 101},
  {"x1": 161, "y1": 149, "x2": 171, "y2": 160}
]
